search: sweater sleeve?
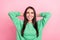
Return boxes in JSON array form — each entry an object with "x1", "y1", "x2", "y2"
[
  {"x1": 37, "y1": 12, "x2": 51, "y2": 29},
  {"x1": 8, "y1": 11, "x2": 23, "y2": 30}
]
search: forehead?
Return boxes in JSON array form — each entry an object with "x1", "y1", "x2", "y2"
[{"x1": 27, "y1": 8, "x2": 34, "y2": 12}]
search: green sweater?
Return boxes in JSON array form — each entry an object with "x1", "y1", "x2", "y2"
[{"x1": 8, "y1": 11, "x2": 51, "y2": 40}]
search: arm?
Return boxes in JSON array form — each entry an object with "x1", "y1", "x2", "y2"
[
  {"x1": 8, "y1": 11, "x2": 24, "y2": 30},
  {"x1": 37, "y1": 12, "x2": 51, "y2": 29},
  {"x1": 8, "y1": 11, "x2": 25, "y2": 40}
]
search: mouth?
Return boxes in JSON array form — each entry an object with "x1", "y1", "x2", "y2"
[{"x1": 28, "y1": 16, "x2": 33, "y2": 18}]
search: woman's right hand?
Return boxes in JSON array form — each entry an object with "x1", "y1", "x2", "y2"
[{"x1": 20, "y1": 12, "x2": 24, "y2": 16}]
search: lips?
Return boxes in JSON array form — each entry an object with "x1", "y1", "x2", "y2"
[{"x1": 28, "y1": 16, "x2": 32, "y2": 18}]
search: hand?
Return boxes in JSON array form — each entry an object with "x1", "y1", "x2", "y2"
[
  {"x1": 36, "y1": 13, "x2": 40, "y2": 17},
  {"x1": 20, "y1": 13, "x2": 24, "y2": 16}
]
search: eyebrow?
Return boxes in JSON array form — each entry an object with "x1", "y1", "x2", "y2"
[{"x1": 26, "y1": 12, "x2": 29, "y2": 13}]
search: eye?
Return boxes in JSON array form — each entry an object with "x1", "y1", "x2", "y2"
[{"x1": 31, "y1": 12, "x2": 34, "y2": 14}]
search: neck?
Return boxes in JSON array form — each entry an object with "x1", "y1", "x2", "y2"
[{"x1": 28, "y1": 20, "x2": 32, "y2": 23}]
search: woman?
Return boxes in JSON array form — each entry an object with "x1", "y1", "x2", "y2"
[{"x1": 8, "y1": 6, "x2": 51, "y2": 40}]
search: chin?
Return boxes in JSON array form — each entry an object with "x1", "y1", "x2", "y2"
[{"x1": 29, "y1": 20, "x2": 32, "y2": 21}]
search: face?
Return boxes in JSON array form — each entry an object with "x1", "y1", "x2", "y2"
[{"x1": 26, "y1": 8, "x2": 34, "y2": 21}]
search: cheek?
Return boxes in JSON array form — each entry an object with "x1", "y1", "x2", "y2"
[
  {"x1": 26, "y1": 14, "x2": 29, "y2": 19},
  {"x1": 31, "y1": 14, "x2": 34, "y2": 18},
  {"x1": 26, "y1": 14, "x2": 29, "y2": 17}
]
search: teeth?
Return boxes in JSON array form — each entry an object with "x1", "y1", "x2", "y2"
[
  {"x1": 28, "y1": 16, "x2": 33, "y2": 19},
  {"x1": 29, "y1": 17, "x2": 31, "y2": 18}
]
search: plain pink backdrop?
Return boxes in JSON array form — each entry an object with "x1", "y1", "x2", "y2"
[{"x1": 0, "y1": 0, "x2": 60, "y2": 40}]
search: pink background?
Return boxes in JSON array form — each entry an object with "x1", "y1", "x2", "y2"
[{"x1": 0, "y1": 0, "x2": 60, "y2": 40}]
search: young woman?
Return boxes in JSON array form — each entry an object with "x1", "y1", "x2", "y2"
[{"x1": 8, "y1": 6, "x2": 51, "y2": 40}]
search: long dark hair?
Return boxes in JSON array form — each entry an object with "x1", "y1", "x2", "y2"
[{"x1": 21, "y1": 6, "x2": 39, "y2": 37}]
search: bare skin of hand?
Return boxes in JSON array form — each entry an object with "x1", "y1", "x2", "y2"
[
  {"x1": 36, "y1": 13, "x2": 40, "y2": 17},
  {"x1": 20, "y1": 13, "x2": 24, "y2": 16}
]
